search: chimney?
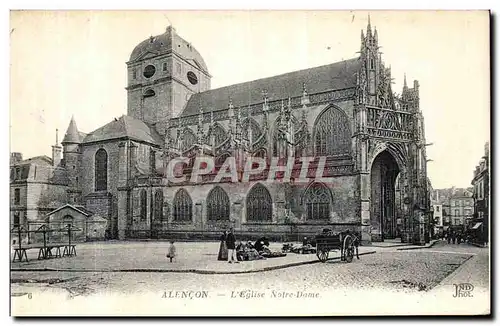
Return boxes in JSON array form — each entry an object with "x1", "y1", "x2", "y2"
[
  {"x1": 52, "y1": 128, "x2": 62, "y2": 167},
  {"x1": 10, "y1": 152, "x2": 23, "y2": 165}
]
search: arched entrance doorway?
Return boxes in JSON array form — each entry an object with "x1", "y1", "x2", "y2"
[{"x1": 370, "y1": 151, "x2": 400, "y2": 241}]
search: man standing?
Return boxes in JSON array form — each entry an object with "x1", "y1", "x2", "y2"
[{"x1": 226, "y1": 227, "x2": 238, "y2": 263}]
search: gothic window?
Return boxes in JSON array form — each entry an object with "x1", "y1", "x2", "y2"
[
  {"x1": 207, "y1": 186, "x2": 230, "y2": 221},
  {"x1": 173, "y1": 189, "x2": 192, "y2": 222},
  {"x1": 313, "y1": 106, "x2": 351, "y2": 157},
  {"x1": 154, "y1": 190, "x2": 164, "y2": 221},
  {"x1": 95, "y1": 149, "x2": 108, "y2": 191},
  {"x1": 14, "y1": 188, "x2": 20, "y2": 205},
  {"x1": 254, "y1": 148, "x2": 267, "y2": 158},
  {"x1": 246, "y1": 183, "x2": 272, "y2": 222},
  {"x1": 304, "y1": 182, "x2": 331, "y2": 220},
  {"x1": 180, "y1": 128, "x2": 197, "y2": 152},
  {"x1": 206, "y1": 124, "x2": 227, "y2": 147},
  {"x1": 242, "y1": 118, "x2": 263, "y2": 144},
  {"x1": 140, "y1": 190, "x2": 147, "y2": 221},
  {"x1": 150, "y1": 149, "x2": 156, "y2": 173},
  {"x1": 215, "y1": 153, "x2": 231, "y2": 166}
]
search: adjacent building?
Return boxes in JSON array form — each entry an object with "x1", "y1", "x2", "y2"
[{"x1": 471, "y1": 142, "x2": 489, "y2": 244}]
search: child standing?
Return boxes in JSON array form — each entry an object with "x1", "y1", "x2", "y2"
[{"x1": 167, "y1": 241, "x2": 176, "y2": 263}]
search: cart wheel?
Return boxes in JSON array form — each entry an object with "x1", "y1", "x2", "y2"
[
  {"x1": 317, "y1": 250, "x2": 329, "y2": 263},
  {"x1": 343, "y1": 235, "x2": 354, "y2": 263}
]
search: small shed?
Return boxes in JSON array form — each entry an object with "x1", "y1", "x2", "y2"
[{"x1": 46, "y1": 204, "x2": 108, "y2": 242}]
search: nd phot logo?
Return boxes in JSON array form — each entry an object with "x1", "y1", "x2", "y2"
[{"x1": 453, "y1": 283, "x2": 474, "y2": 298}]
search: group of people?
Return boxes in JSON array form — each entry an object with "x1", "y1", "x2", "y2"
[
  {"x1": 218, "y1": 229, "x2": 273, "y2": 262},
  {"x1": 218, "y1": 227, "x2": 239, "y2": 263},
  {"x1": 444, "y1": 231, "x2": 468, "y2": 245}
]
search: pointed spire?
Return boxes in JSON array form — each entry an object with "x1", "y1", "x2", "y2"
[
  {"x1": 366, "y1": 14, "x2": 372, "y2": 37},
  {"x1": 403, "y1": 73, "x2": 408, "y2": 89},
  {"x1": 55, "y1": 128, "x2": 59, "y2": 146},
  {"x1": 62, "y1": 115, "x2": 80, "y2": 144},
  {"x1": 374, "y1": 27, "x2": 378, "y2": 43}
]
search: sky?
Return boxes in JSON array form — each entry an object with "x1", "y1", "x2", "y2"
[{"x1": 9, "y1": 10, "x2": 490, "y2": 189}]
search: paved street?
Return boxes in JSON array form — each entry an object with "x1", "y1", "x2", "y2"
[{"x1": 10, "y1": 240, "x2": 490, "y2": 316}]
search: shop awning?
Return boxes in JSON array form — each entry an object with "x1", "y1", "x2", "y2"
[{"x1": 472, "y1": 222, "x2": 483, "y2": 230}]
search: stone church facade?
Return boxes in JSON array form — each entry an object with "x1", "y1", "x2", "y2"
[{"x1": 18, "y1": 20, "x2": 429, "y2": 244}]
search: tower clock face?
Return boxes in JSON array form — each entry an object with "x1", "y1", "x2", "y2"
[
  {"x1": 143, "y1": 65, "x2": 156, "y2": 78},
  {"x1": 187, "y1": 71, "x2": 198, "y2": 85}
]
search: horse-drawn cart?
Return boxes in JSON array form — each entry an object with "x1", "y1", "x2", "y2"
[{"x1": 315, "y1": 229, "x2": 360, "y2": 263}]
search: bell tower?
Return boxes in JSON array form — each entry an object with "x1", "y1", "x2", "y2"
[{"x1": 126, "y1": 26, "x2": 211, "y2": 131}]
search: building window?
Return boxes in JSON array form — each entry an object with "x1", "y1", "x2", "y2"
[
  {"x1": 95, "y1": 149, "x2": 108, "y2": 191},
  {"x1": 132, "y1": 69, "x2": 137, "y2": 79},
  {"x1": 15, "y1": 167, "x2": 20, "y2": 179},
  {"x1": 313, "y1": 106, "x2": 351, "y2": 156},
  {"x1": 215, "y1": 153, "x2": 231, "y2": 167},
  {"x1": 173, "y1": 189, "x2": 192, "y2": 222},
  {"x1": 304, "y1": 182, "x2": 331, "y2": 220},
  {"x1": 150, "y1": 149, "x2": 156, "y2": 173},
  {"x1": 207, "y1": 186, "x2": 230, "y2": 221},
  {"x1": 246, "y1": 183, "x2": 272, "y2": 222},
  {"x1": 154, "y1": 190, "x2": 164, "y2": 221},
  {"x1": 454, "y1": 219, "x2": 460, "y2": 225},
  {"x1": 14, "y1": 188, "x2": 20, "y2": 205},
  {"x1": 13, "y1": 212, "x2": 20, "y2": 226},
  {"x1": 140, "y1": 190, "x2": 147, "y2": 221},
  {"x1": 454, "y1": 209, "x2": 460, "y2": 216},
  {"x1": 162, "y1": 62, "x2": 168, "y2": 72},
  {"x1": 206, "y1": 124, "x2": 228, "y2": 148}
]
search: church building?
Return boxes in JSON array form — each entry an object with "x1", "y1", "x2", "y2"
[{"x1": 11, "y1": 19, "x2": 430, "y2": 244}]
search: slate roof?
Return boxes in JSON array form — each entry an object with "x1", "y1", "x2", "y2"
[
  {"x1": 129, "y1": 26, "x2": 208, "y2": 73},
  {"x1": 19, "y1": 155, "x2": 53, "y2": 166},
  {"x1": 62, "y1": 116, "x2": 81, "y2": 144},
  {"x1": 82, "y1": 115, "x2": 162, "y2": 145},
  {"x1": 181, "y1": 57, "x2": 360, "y2": 117},
  {"x1": 46, "y1": 204, "x2": 94, "y2": 217}
]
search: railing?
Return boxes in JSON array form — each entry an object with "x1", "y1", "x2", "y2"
[
  {"x1": 366, "y1": 106, "x2": 414, "y2": 141},
  {"x1": 169, "y1": 88, "x2": 356, "y2": 127}
]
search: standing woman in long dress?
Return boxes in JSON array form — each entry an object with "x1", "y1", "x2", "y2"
[{"x1": 218, "y1": 230, "x2": 228, "y2": 261}]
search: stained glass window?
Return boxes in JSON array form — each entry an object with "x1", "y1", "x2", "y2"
[
  {"x1": 207, "y1": 186, "x2": 230, "y2": 221},
  {"x1": 304, "y1": 182, "x2": 331, "y2": 220},
  {"x1": 95, "y1": 149, "x2": 108, "y2": 191},
  {"x1": 215, "y1": 153, "x2": 231, "y2": 166},
  {"x1": 154, "y1": 190, "x2": 164, "y2": 221},
  {"x1": 206, "y1": 124, "x2": 227, "y2": 147},
  {"x1": 313, "y1": 107, "x2": 351, "y2": 156},
  {"x1": 140, "y1": 189, "x2": 147, "y2": 221},
  {"x1": 242, "y1": 118, "x2": 262, "y2": 144},
  {"x1": 173, "y1": 189, "x2": 192, "y2": 222},
  {"x1": 246, "y1": 183, "x2": 272, "y2": 221},
  {"x1": 180, "y1": 128, "x2": 197, "y2": 152}
]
